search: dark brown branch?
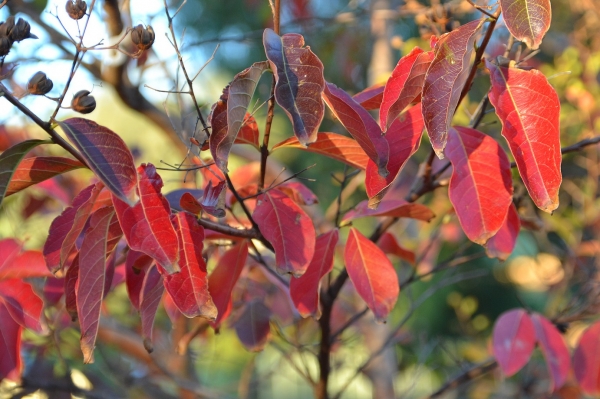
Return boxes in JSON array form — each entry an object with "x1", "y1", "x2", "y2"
[{"x1": 195, "y1": 218, "x2": 259, "y2": 239}]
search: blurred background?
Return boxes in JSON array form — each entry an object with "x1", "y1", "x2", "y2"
[{"x1": 1, "y1": 0, "x2": 600, "y2": 398}]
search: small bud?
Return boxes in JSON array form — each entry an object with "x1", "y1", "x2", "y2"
[
  {"x1": 0, "y1": 16, "x2": 15, "y2": 38},
  {"x1": 130, "y1": 24, "x2": 155, "y2": 51},
  {"x1": 65, "y1": 0, "x2": 87, "y2": 20},
  {"x1": 27, "y1": 72, "x2": 53, "y2": 95},
  {"x1": 10, "y1": 18, "x2": 37, "y2": 42},
  {"x1": 0, "y1": 36, "x2": 11, "y2": 57},
  {"x1": 71, "y1": 90, "x2": 96, "y2": 114}
]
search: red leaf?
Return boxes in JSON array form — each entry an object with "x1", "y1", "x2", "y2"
[
  {"x1": 492, "y1": 309, "x2": 536, "y2": 376},
  {"x1": 531, "y1": 313, "x2": 570, "y2": 390},
  {"x1": 210, "y1": 62, "x2": 269, "y2": 171},
  {"x1": 322, "y1": 83, "x2": 389, "y2": 176},
  {"x1": 253, "y1": 190, "x2": 316, "y2": 276},
  {"x1": 125, "y1": 250, "x2": 153, "y2": 310},
  {"x1": 5, "y1": 156, "x2": 84, "y2": 197},
  {"x1": 76, "y1": 207, "x2": 116, "y2": 364},
  {"x1": 162, "y1": 212, "x2": 217, "y2": 319},
  {"x1": 422, "y1": 19, "x2": 484, "y2": 157},
  {"x1": 377, "y1": 232, "x2": 415, "y2": 264},
  {"x1": 0, "y1": 279, "x2": 45, "y2": 333},
  {"x1": 275, "y1": 181, "x2": 318, "y2": 205},
  {"x1": 208, "y1": 241, "x2": 248, "y2": 328},
  {"x1": 234, "y1": 114, "x2": 260, "y2": 149},
  {"x1": 139, "y1": 265, "x2": 164, "y2": 353},
  {"x1": 0, "y1": 139, "x2": 51, "y2": 206},
  {"x1": 263, "y1": 29, "x2": 325, "y2": 145},
  {"x1": 162, "y1": 293, "x2": 181, "y2": 324},
  {"x1": 500, "y1": 0, "x2": 551, "y2": 49},
  {"x1": 342, "y1": 198, "x2": 435, "y2": 225},
  {"x1": 290, "y1": 230, "x2": 338, "y2": 319},
  {"x1": 0, "y1": 303, "x2": 22, "y2": 382},
  {"x1": 485, "y1": 203, "x2": 520, "y2": 260},
  {"x1": 200, "y1": 179, "x2": 226, "y2": 218},
  {"x1": 179, "y1": 192, "x2": 203, "y2": 214},
  {"x1": 165, "y1": 188, "x2": 204, "y2": 212},
  {"x1": 486, "y1": 60, "x2": 561, "y2": 213},
  {"x1": 43, "y1": 182, "x2": 103, "y2": 273},
  {"x1": 113, "y1": 164, "x2": 180, "y2": 274},
  {"x1": 65, "y1": 254, "x2": 79, "y2": 321},
  {"x1": 352, "y1": 84, "x2": 384, "y2": 110},
  {"x1": 381, "y1": 49, "x2": 434, "y2": 131},
  {"x1": 445, "y1": 127, "x2": 513, "y2": 244},
  {"x1": 573, "y1": 321, "x2": 600, "y2": 395},
  {"x1": 0, "y1": 239, "x2": 20, "y2": 272},
  {"x1": 58, "y1": 118, "x2": 137, "y2": 205},
  {"x1": 272, "y1": 132, "x2": 369, "y2": 170},
  {"x1": 43, "y1": 276, "x2": 64, "y2": 306},
  {"x1": 0, "y1": 240, "x2": 51, "y2": 280},
  {"x1": 345, "y1": 228, "x2": 399, "y2": 322},
  {"x1": 234, "y1": 300, "x2": 271, "y2": 352},
  {"x1": 365, "y1": 104, "x2": 425, "y2": 207}
]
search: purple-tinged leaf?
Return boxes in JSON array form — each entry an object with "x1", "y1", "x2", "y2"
[
  {"x1": 290, "y1": 230, "x2": 338, "y2": 319},
  {"x1": 485, "y1": 203, "x2": 520, "y2": 260},
  {"x1": 5, "y1": 156, "x2": 84, "y2": 197},
  {"x1": 323, "y1": 83, "x2": 389, "y2": 177},
  {"x1": 492, "y1": 309, "x2": 536, "y2": 376},
  {"x1": 366, "y1": 104, "x2": 425, "y2": 207},
  {"x1": 65, "y1": 254, "x2": 80, "y2": 321},
  {"x1": 0, "y1": 242, "x2": 51, "y2": 280},
  {"x1": 164, "y1": 188, "x2": 204, "y2": 212},
  {"x1": 352, "y1": 84, "x2": 384, "y2": 110},
  {"x1": 446, "y1": 127, "x2": 513, "y2": 244},
  {"x1": 139, "y1": 265, "x2": 164, "y2": 353},
  {"x1": 501, "y1": 0, "x2": 551, "y2": 49},
  {"x1": 263, "y1": 29, "x2": 325, "y2": 145},
  {"x1": 113, "y1": 164, "x2": 180, "y2": 274},
  {"x1": 531, "y1": 313, "x2": 570, "y2": 390},
  {"x1": 58, "y1": 118, "x2": 137, "y2": 205},
  {"x1": 0, "y1": 139, "x2": 51, "y2": 206},
  {"x1": 422, "y1": 19, "x2": 484, "y2": 157},
  {"x1": 573, "y1": 321, "x2": 600, "y2": 395},
  {"x1": 253, "y1": 190, "x2": 316, "y2": 277},
  {"x1": 200, "y1": 179, "x2": 226, "y2": 218},
  {"x1": 179, "y1": 192, "x2": 203, "y2": 215},
  {"x1": 486, "y1": 60, "x2": 561, "y2": 213},
  {"x1": 77, "y1": 207, "x2": 115, "y2": 364},
  {"x1": 0, "y1": 279, "x2": 45, "y2": 333},
  {"x1": 125, "y1": 250, "x2": 153, "y2": 310},
  {"x1": 234, "y1": 299, "x2": 271, "y2": 352},
  {"x1": 162, "y1": 212, "x2": 217, "y2": 319}
]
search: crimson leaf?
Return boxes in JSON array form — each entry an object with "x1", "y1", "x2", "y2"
[
  {"x1": 5, "y1": 156, "x2": 83, "y2": 197},
  {"x1": 139, "y1": 265, "x2": 164, "y2": 353},
  {"x1": 492, "y1": 309, "x2": 536, "y2": 376},
  {"x1": 500, "y1": 0, "x2": 551, "y2": 49}
]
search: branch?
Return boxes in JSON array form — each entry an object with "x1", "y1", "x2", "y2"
[
  {"x1": 424, "y1": 359, "x2": 498, "y2": 398},
  {"x1": 195, "y1": 217, "x2": 259, "y2": 239}
]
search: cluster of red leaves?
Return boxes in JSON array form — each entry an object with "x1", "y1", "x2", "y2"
[{"x1": 0, "y1": 0, "x2": 566, "y2": 387}]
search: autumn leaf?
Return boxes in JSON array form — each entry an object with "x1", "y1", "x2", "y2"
[
  {"x1": 263, "y1": 29, "x2": 325, "y2": 145},
  {"x1": 113, "y1": 164, "x2": 180, "y2": 274},
  {"x1": 573, "y1": 321, "x2": 600, "y2": 395},
  {"x1": 275, "y1": 181, "x2": 318, "y2": 206},
  {"x1": 492, "y1": 309, "x2": 536, "y2": 376},
  {"x1": 486, "y1": 60, "x2": 561, "y2": 213},
  {"x1": 139, "y1": 265, "x2": 164, "y2": 353},
  {"x1": 200, "y1": 179, "x2": 226, "y2": 218},
  {"x1": 58, "y1": 118, "x2": 137, "y2": 205},
  {"x1": 234, "y1": 114, "x2": 260, "y2": 149},
  {"x1": 272, "y1": 132, "x2": 369, "y2": 170},
  {"x1": 377, "y1": 232, "x2": 415, "y2": 264},
  {"x1": 234, "y1": 300, "x2": 271, "y2": 352},
  {"x1": 323, "y1": 83, "x2": 389, "y2": 177},
  {"x1": 445, "y1": 127, "x2": 513, "y2": 244},
  {"x1": 485, "y1": 203, "x2": 520, "y2": 260},
  {"x1": 500, "y1": 0, "x2": 551, "y2": 49},
  {"x1": 5, "y1": 156, "x2": 83, "y2": 197},
  {"x1": 290, "y1": 230, "x2": 338, "y2": 319},
  {"x1": 345, "y1": 228, "x2": 399, "y2": 322},
  {"x1": 422, "y1": 19, "x2": 484, "y2": 157},
  {"x1": 531, "y1": 313, "x2": 570, "y2": 390},
  {"x1": 0, "y1": 239, "x2": 51, "y2": 280},
  {"x1": 0, "y1": 279, "x2": 45, "y2": 334},
  {"x1": 253, "y1": 190, "x2": 316, "y2": 277},
  {"x1": 342, "y1": 198, "x2": 435, "y2": 225},
  {"x1": 0, "y1": 304, "x2": 22, "y2": 382},
  {"x1": 352, "y1": 84, "x2": 384, "y2": 110},
  {"x1": 125, "y1": 250, "x2": 153, "y2": 310}
]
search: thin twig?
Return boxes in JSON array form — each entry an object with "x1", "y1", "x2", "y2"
[{"x1": 424, "y1": 359, "x2": 498, "y2": 398}]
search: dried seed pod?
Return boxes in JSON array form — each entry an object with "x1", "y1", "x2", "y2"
[
  {"x1": 10, "y1": 18, "x2": 37, "y2": 42},
  {"x1": 0, "y1": 36, "x2": 11, "y2": 57},
  {"x1": 27, "y1": 72, "x2": 53, "y2": 95},
  {"x1": 71, "y1": 90, "x2": 96, "y2": 114},
  {"x1": 65, "y1": 0, "x2": 87, "y2": 20},
  {"x1": 130, "y1": 24, "x2": 155, "y2": 51},
  {"x1": 0, "y1": 16, "x2": 15, "y2": 38}
]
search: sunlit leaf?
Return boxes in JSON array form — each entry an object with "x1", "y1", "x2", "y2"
[
  {"x1": 485, "y1": 203, "x2": 520, "y2": 260},
  {"x1": 323, "y1": 83, "x2": 389, "y2": 176},
  {"x1": 125, "y1": 250, "x2": 153, "y2": 310},
  {"x1": 342, "y1": 198, "x2": 435, "y2": 225},
  {"x1": 263, "y1": 29, "x2": 325, "y2": 145},
  {"x1": 501, "y1": 0, "x2": 551, "y2": 49},
  {"x1": 275, "y1": 181, "x2": 318, "y2": 206},
  {"x1": 253, "y1": 190, "x2": 316, "y2": 277},
  {"x1": 366, "y1": 104, "x2": 425, "y2": 207},
  {"x1": 0, "y1": 279, "x2": 45, "y2": 333},
  {"x1": 208, "y1": 241, "x2": 248, "y2": 328},
  {"x1": 486, "y1": 60, "x2": 561, "y2": 213},
  {"x1": 113, "y1": 164, "x2": 180, "y2": 274},
  {"x1": 492, "y1": 309, "x2": 536, "y2": 376},
  {"x1": 446, "y1": 127, "x2": 513, "y2": 244},
  {"x1": 290, "y1": 230, "x2": 338, "y2": 319},
  {"x1": 352, "y1": 84, "x2": 384, "y2": 110},
  {"x1": 422, "y1": 19, "x2": 484, "y2": 157},
  {"x1": 0, "y1": 240, "x2": 51, "y2": 280},
  {"x1": 377, "y1": 232, "x2": 415, "y2": 264},
  {"x1": 234, "y1": 114, "x2": 260, "y2": 149},
  {"x1": 162, "y1": 212, "x2": 217, "y2": 319},
  {"x1": 58, "y1": 118, "x2": 137, "y2": 205},
  {"x1": 345, "y1": 228, "x2": 399, "y2": 322},
  {"x1": 5, "y1": 156, "x2": 83, "y2": 197},
  {"x1": 272, "y1": 132, "x2": 369, "y2": 170}
]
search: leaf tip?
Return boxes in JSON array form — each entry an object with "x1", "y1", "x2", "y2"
[{"x1": 143, "y1": 338, "x2": 154, "y2": 353}]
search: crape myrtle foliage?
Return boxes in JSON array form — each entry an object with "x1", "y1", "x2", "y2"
[{"x1": 1, "y1": 0, "x2": 598, "y2": 394}]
